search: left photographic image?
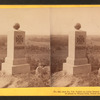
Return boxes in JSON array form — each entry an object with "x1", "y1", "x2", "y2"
[{"x1": 0, "y1": 8, "x2": 50, "y2": 87}]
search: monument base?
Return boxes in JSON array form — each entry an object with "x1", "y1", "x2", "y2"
[
  {"x1": 63, "y1": 63, "x2": 91, "y2": 75},
  {"x1": 2, "y1": 63, "x2": 30, "y2": 75},
  {"x1": 67, "y1": 57, "x2": 89, "y2": 65}
]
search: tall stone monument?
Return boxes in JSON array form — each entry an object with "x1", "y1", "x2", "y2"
[
  {"x1": 63, "y1": 23, "x2": 91, "y2": 75},
  {"x1": 2, "y1": 23, "x2": 30, "y2": 75}
]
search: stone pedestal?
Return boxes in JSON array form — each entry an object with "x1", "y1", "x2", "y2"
[
  {"x1": 2, "y1": 30, "x2": 30, "y2": 75},
  {"x1": 63, "y1": 30, "x2": 91, "y2": 75}
]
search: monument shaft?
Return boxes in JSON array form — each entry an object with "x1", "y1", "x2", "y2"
[
  {"x1": 2, "y1": 30, "x2": 30, "y2": 75},
  {"x1": 63, "y1": 30, "x2": 91, "y2": 75}
]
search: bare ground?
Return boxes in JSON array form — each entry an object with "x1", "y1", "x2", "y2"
[
  {"x1": 52, "y1": 70, "x2": 100, "y2": 87},
  {"x1": 0, "y1": 66, "x2": 50, "y2": 88}
]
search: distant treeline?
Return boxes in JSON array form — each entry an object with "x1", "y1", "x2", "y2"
[
  {"x1": 0, "y1": 35, "x2": 50, "y2": 46},
  {"x1": 26, "y1": 35, "x2": 50, "y2": 42},
  {"x1": 0, "y1": 35, "x2": 7, "y2": 46},
  {"x1": 51, "y1": 35, "x2": 68, "y2": 47}
]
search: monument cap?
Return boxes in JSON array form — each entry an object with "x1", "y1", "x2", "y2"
[
  {"x1": 74, "y1": 23, "x2": 81, "y2": 30},
  {"x1": 13, "y1": 23, "x2": 20, "y2": 30}
]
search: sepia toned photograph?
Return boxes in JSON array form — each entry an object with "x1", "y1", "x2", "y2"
[
  {"x1": 1, "y1": 6, "x2": 100, "y2": 89},
  {"x1": 51, "y1": 7, "x2": 100, "y2": 87},
  {"x1": 0, "y1": 8, "x2": 50, "y2": 88}
]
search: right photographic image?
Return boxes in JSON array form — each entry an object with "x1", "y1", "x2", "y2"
[{"x1": 51, "y1": 7, "x2": 100, "y2": 87}]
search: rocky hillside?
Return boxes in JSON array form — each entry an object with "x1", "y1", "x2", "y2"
[
  {"x1": 0, "y1": 66, "x2": 50, "y2": 88},
  {"x1": 52, "y1": 70, "x2": 100, "y2": 87}
]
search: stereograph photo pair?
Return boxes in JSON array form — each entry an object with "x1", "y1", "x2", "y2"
[{"x1": 0, "y1": 7, "x2": 99, "y2": 88}]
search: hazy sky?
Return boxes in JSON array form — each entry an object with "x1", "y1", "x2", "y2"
[
  {"x1": 0, "y1": 8, "x2": 50, "y2": 35},
  {"x1": 51, "y1": 7, "x2": 100, "y2": 35},
  {"x1": 0, "y1": 7, "x2": 100, "y2": 36}
]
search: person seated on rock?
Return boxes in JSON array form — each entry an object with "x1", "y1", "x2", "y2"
[{"x1": 35, "y1": 63, "x2": 43, "y2": 78}]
